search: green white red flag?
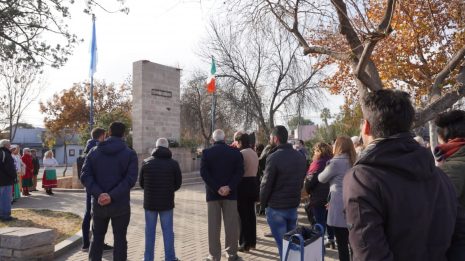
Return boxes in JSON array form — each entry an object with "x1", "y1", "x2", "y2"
[{"x1": 207, "y1": 56, "x2": 216, "y2": 93}]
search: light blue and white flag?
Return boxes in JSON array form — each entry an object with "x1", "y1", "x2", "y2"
[{"x1": 89, "y1": 15, "x2": 97, "y2": 77}]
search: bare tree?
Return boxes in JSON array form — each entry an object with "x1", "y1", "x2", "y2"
[
  {"x1": 0, "y1": 58, "x2": 42, "y2": 141},
  {"x1": 202, "y1": 17, "x2": 323, "y2": 137},
  {"x1": 181, "y1": 72, "x2": 240, "y2": 147},
  {"x1": 228, "y1": 0, "x2": 464, "y2": 148}
]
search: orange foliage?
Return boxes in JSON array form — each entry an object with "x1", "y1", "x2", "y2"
[
  {"x1": 308, "y1": 0, "x2": 465, "y2": 104},
  {"x1": 39, "y1": 81, "x2": 132, "y2": 135}
]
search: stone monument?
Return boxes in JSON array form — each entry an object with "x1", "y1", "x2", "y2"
[{"x1": 132, "y1": 60, "x2": 181, "y2": 156}]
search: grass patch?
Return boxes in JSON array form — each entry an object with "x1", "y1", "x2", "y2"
[{"x1": 0, "y1": 209, "x2": 81, "y2": 244}]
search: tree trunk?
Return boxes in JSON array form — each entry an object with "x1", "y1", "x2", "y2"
[
  {"x1": 428, "y1": 80, "x2": 441, "y2": 161},
  {"x1": 8, "y1": 118, "x2": 12, "y2": 141},
  {"x1": 63, "y1": 142, "x2": 67, "y2": 177},
  {"x1": 428, "y1": 121, "x2": 438, "y2": 159},
  {"x1": 204, "y1": 139, "x2": 210, "y2": 149}
]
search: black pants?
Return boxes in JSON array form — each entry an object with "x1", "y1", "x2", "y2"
[
  {"x1": 334, "y1": 227, "x2": 351, "y2": 261},
  {"x1": 82, "y1": 191, "x2": 92, "y2": 247},
  {"x1": 89, "y1": 210, "x2": 131, "y2": 261},
  {"x1": 237, "y1": 177, "x2": 258, "y2": 248}
]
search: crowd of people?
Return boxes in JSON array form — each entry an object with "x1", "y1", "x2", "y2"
[
  {"x1": 0, "y1": 141, "x2": 59, "y2": 221},
  {"x1": 198, "y1": 89, "x2": 465, "y2": 261},
  {"x1": 1, "y1": 88, "x2": 465, "y2": 261}
]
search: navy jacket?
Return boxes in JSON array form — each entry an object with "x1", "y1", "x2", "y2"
[
  {"x1": 200, "y1": 141, "x2": 244, "y2": 201},
  {"x1": 81, "y1": 137, "x2": 138, "y2": 216},
  {"x1": 0, "y1": 147, "x2": 17, "y2": 186},
  {"x1": 140, "y1": 147, "x2": 182, "y2": 211},
  {"x1": 84, "y1": 139, "x2": 99, "y2": 154}
]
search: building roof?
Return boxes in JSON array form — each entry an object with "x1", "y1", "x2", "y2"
[
  {"x1": 11, "y1": 128, "x2": 45, "y2": 145},
  {"x1": 11, "y1": 128, "x2": 82, "y2": 146}
]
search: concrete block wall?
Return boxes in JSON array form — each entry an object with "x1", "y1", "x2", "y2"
[
  {"x1": 132, "y1": 60, "x2": 181, "y2": 156},
  {"x1": 0, "y1": 227, "x2": 55, "y2": 261}
]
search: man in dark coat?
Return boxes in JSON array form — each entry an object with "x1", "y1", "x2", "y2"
[
  {"x1": 201, "y1": 129, "x2": 244, "y2": 261},
  {"x1": 139, "y1": 138, "x2": 182, "y2": 261},
  {"x1": 0, "y1": 139, "x2": 17, "y2": 221},
  {"x1": 79, "y1": 127, "x2": 110, "y2": 252},
  {"x1": 343, "y1": 89, "x2": 462, "y2": 261},
  {"x1": 260, "y1": 125, "x2": 307, "y2": 259},
  {"x1": 81, "y1": 122, "x2": 138, "y2": 261}
]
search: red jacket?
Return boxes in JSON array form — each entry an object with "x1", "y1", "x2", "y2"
[{"x1": 21, "y1": 153, "x2": 34, "y2": 179}]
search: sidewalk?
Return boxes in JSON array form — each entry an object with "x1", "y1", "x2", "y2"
[{"x1": 13, "y1": 184, "x2": 338, "y2": 261}]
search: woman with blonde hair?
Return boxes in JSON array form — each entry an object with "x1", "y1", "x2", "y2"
[
  {"x1": 42, "y1": 150, "x2": 58, "y2": 195},
  {"x1": 318, "y1": 136, "x2": 356, "y2": 261}
]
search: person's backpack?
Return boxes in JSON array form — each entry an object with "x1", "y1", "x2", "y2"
[{"x1": 76, "y1": 154, "x2": 86, "y2": 179}]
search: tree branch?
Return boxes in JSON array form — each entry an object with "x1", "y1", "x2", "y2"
[
  {"x1": 414, "y1": 65, "x2": 465, "y2": 127},
  {"x1": 303, "y1": 46, "x2": 350, "y2": 60},
  {"x1": 355, "y1": 0, "x2": 396, "y2": 84},
  {"x1": 330, "y1": 0, "x2": 363, "y2": 54},
  {"x1": 432, "y1": 46, "x2": 465, "y2": 91}
]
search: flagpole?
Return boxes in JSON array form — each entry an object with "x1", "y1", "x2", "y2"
[
  {"x1": 90, "y1": 73, "x2": 94, "y2": 130},
  {"x1": 89, "y1": 14, "x2": 96, "y2": 131},
  {"x1": 211, "y1": 92, "x2": 217, "y2": 137},
  {"x1": 208, "y1": 56, "x2": 217, "y2": 139}
]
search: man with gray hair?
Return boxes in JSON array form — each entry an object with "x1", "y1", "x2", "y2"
[
  {"x1": 201, "y1": 129, "x2": 244, "y2": 261},
  {"x1": 139, "y1": 137, "x2": 182, "y2": 261},
  {"x1": 0, "y1": 139, "x2": 17, "y2": 221}
]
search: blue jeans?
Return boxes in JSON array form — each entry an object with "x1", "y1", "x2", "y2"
[
  {"x1": 0, "y1": 185, "x2": 12, "y2": 219},
  {"x1": 144, "y1": 209, "x2": 176, "y2": 261},
  {"x1": 266, "y1": 207, "x2": 297, "y2": 259},
  {"x1": 82, "y1": 191, "x2": 92, "y2": 247}
]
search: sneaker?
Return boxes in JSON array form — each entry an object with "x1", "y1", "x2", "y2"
[
  {"x1": 227, "y1": 255, "x2": 240, "y2": 261},
  {"x1": 325, "y1": 240, "x2": 336, "y2": 249},
  {"x1": 103, "y1": 243, "x2": 113, "y2": 252},
  {"x1": 264, "y1": 232, "x2": 274, "y2": 238},
  {"x1": 81, "y1": 246, "x2": 89, "y2": 252},
  {"x1": 238, "y1": 245, "x2": 250, "y2": 252},
  {"x1": 0, "y1": 216, "x2": 16, "y2": 222}
]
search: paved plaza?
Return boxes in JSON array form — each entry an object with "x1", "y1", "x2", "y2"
[{"x1": 12, "y1": 184, "x2": 338, "y2": 261}]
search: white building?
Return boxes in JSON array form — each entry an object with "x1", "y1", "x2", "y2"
[{"x1": 11, "y1": 128, "x2": 83, "y2": 165}]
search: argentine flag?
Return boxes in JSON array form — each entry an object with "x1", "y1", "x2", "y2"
[{"x1": 89, "y1": 16, "x2": 97, "y2": 77}]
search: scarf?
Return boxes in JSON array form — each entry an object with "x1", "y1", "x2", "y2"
[
  {"x1": 307, "y1": 157, "x2": 330, "y2": 175},
  {"x1": 434, "y1": 138, "x2": 465, "y2": 162}
]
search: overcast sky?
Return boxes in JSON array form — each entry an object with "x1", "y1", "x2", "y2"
[{"x1": 24, "y1": 0, "x2": 343, "y2": 127}]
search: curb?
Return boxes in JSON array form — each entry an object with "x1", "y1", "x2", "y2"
[
  {"x1": 52, "y1": 188, "x2": 86, "y2": 193},
  {"x1": 52, "y1": 182, "x2": 204, "y2": 193},
  {"x1": 54, "y1": 230, "x2": 83, "y2": 258}
]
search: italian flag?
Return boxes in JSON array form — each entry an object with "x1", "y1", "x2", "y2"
[{"x1": 207, "y1": 56, "x2": 216, "y2": 93}]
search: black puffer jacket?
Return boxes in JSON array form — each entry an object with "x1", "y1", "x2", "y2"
[
  {"x1": 0, "y1": 147, "x2": 17, "y2": 186},
  {"x1": 260, "y1": 143, "x2": 307, "y2": 209},
  {"x1": 140, "y1": 147, "x2": 182, "y2": 211}
]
